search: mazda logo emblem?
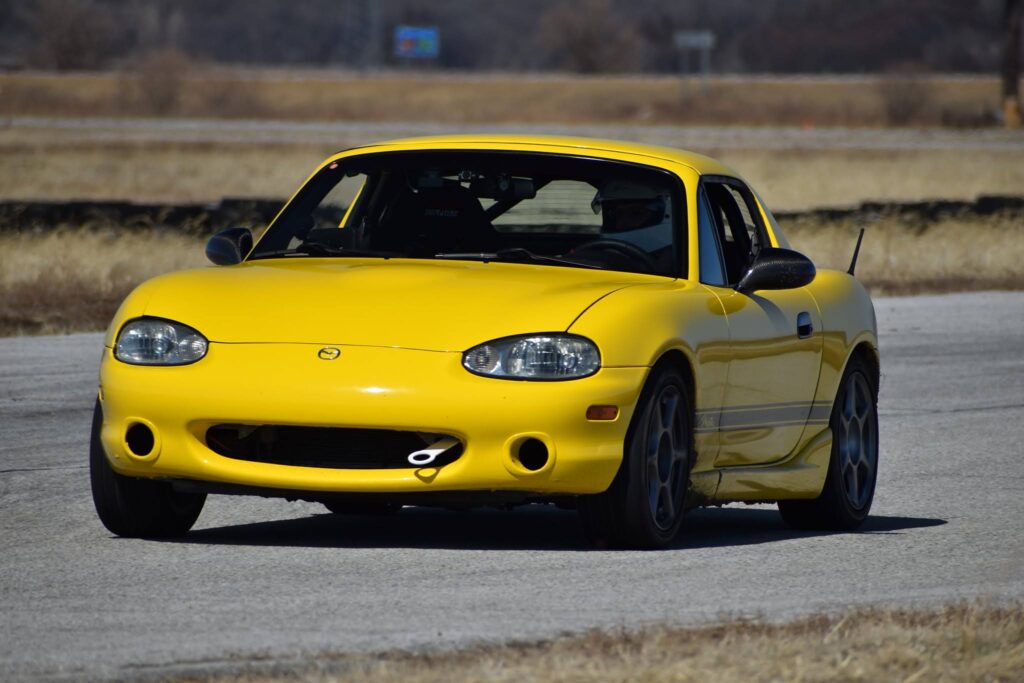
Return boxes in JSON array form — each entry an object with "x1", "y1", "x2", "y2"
[{"x1": 317, "y1": 347, "x2": 341, "y2": 361}]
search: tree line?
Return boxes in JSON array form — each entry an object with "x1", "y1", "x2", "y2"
[{"x1": 0, "y1": 0, "x2": 1011, "y2": 74}]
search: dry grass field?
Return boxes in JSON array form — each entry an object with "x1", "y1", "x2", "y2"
[
  {"x1": 0, "y1": 228, "x2": 205, "y2": 335},
  {"x1": 2, "y1": 139, "x2": 1023, "y2": 212},
  {"x1": 0, "y1": 71, "x2": 1002, "y2": 127},
  {"x1": 185, "y1": 603, "x2": 1023, "y2": 683},
  {"x1": 2, "y1": 207, "x2": 1019, "y2": 337},
  {"x1": 1, "y1": 72, "x2": 1021, "y2": 336},
  {"x1": 785, "y1": 210, "x2": 1024, "y2": 295}
]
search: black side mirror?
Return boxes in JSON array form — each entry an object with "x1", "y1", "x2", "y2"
[
  {"x1": 205, "y1": 227, "x2": 253, "y2": 266},
  {"x1": 736, "y1": 247, "x2": 816, "y2": 295}
]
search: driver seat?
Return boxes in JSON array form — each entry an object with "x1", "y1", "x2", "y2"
[{"x1": 373, "y1": 184, "x2": 497, "y2": 255}]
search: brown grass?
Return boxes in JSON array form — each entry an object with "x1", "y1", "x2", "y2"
[
  {"x1": 0, "y1": 228, "x2": 205, "y2": 335},
  {"x1": 179, "y1": 603, "x2": 1024, "y2": 683},
  {"x1": 0, "y1": 141, "x2": 327, "y2": 205},
  {"x1": 709, "y1": 148, "x2": 1024, "y2": 213},
  {"x1": 0, "y1": 71, "x2": 1002, "y2": 127},
  {"x1": 2, "y1": 209, "x2": 1020, "y2": 336},
  {"x1": 784, "y1": 210, "x2": 1024, "y2": 295},
  {"x1": 1, "y1": 116, "x2": 1020, "y2": 336},
  {"x1": 2, "y1": 141, "x2": 1023, "y2": 212}
]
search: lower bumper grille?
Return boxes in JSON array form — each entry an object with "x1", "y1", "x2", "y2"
[{"x1": 205, "y1": 424, "x2": 463, "y2": 470}]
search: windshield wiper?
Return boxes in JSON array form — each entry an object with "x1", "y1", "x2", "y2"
[
  {"x1": 250, "y1": 243, "x2": 397, "y2": 259},
  {"x1": 433, "y1": 247, "x2": 602, "y2": 269},
  {"x1": 296, "y1": 242, "x2": 398, "y2": 257}
]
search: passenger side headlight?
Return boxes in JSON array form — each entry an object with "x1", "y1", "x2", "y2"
[
  {"x1": 114, "y1": 318, "x2": 208, "y2": 365},
  {"x1": 463, "y1": 334, "x2": 600, "y2": 380}
]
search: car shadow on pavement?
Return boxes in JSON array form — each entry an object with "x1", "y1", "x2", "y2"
[
  {"x1": 174, "y1": 505, "x2": 946, "y2": 551},
  {"x1": 677, "y1": 507, "x2": 946, "y2": 550}
]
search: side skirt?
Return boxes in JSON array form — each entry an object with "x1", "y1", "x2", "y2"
[{"x1": 709, "y1": 427, "x2": 832, "y2": 503}]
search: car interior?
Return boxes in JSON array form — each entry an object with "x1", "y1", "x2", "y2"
[{"x1": 253, "y1": 153, "x2": 684, "y2": 278}]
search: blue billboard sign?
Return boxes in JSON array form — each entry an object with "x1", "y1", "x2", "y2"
[{"x1": 394, "y1": 26, "x2": 440, "y2": 60}]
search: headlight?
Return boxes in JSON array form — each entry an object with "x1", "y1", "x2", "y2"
[
  {"x1": 114, "y1": 318, "x2": 208, "y2": 365},
  {"x1": 463, "y1": 334, "x2": 600, "y2": 380}
]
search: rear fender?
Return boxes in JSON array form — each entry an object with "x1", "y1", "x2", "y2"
[{"x1": 804, "y1": 269, "x2": 879, "y2": 412}]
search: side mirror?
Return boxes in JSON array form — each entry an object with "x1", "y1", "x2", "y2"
[
  {"x1": 205, "y1": 227, "x2": 253, "y2": 266},
  {"x1": 736, "y1": 247, "x2": 816, "y2": 295}
]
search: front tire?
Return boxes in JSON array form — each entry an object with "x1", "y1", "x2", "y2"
[
  {"x1": 778, "y1": 355, "x2": 879, "y2": 531},
  {"x1": 579, "y1": 365, "x2": 693, "y2": 549},
  {"x1": 90, "y1": 400, "x2": 205, "y2": 538}
]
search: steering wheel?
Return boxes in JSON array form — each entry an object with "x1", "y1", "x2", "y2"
[{"x1": 570, "y1": 239, "x2": 658, "y2": 274}]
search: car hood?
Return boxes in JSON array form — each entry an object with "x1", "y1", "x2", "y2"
[{"x1": 135, "y1": 258, "x2": 658, "y2": 351}]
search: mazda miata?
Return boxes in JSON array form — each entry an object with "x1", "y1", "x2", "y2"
[{"x1": 91, "y1": 136, "x2": 879, "y2": 548}]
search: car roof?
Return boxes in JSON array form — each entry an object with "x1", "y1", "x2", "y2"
[{"x1": 342, "y1": 134, "x2": 740, "y2": 178}]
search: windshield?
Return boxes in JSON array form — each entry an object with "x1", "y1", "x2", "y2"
[{"x1": 250, "y1": 151, "x2": 685, "y2": 277}]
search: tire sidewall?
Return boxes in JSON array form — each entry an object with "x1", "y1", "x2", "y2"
[
  {"x1": 623, "y1": 366, "x2": 693, "y2": 546},
  {"x1": 828, "y1": 359, "x2": 879, "y2": 524},
  {"x1": 89, "y1": 399, "x2": 205, "y2": 537}
]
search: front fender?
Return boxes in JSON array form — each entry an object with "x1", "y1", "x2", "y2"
[{"x1": 568, "y1": 280, "x2": 731, "y2": 474}]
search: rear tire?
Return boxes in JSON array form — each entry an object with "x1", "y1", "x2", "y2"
[
  {"x1": 579, "y1": 365, "x2": 692, "y2": 549},
  {"x1": 778, "y1": 354, "x2": 879, "y2": 531},
  {"x1": 90, "y1": 400, "x2": 205, "y2": 538}
]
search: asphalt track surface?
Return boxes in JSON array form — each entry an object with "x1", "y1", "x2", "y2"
[{"x1": 1, "y1": 291, "x2": 1023, "y2": 681}]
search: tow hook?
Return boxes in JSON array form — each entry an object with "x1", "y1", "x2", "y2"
[{"x1": 407, "y1": 437, "x2": 460, "y2": 466}]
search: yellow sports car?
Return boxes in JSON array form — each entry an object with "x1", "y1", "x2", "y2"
[{"x1": 91, "y1": 136, "x2": 879, "y2": 549}]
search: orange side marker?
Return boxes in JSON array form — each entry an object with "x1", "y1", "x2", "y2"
[{"x1": 586, "y1": 405, "x2": 619, "y2": 421}]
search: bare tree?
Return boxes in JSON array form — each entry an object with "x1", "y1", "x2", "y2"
[
  {"x1": 132, "y1": 48, "x2": 191, "y2": 115},
  {"x1": 0, "y1": 0, "x2": 1012, "y2": 76},
  {"x1": 536, "y1": 0, "x2": 642, "y2": 74},
  {"x1": 22, "y1": 0, "x2": 114, "y2": 70},
  {"x1": 1004, "y1": 0, "x2": 1023, "y2": 127}
]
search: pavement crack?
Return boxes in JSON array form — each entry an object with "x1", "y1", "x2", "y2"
[
  {"x1": 0, "y1": 465, "x2": 87, "y2": 474},
  {"x1": 881, "y1": 402, "x2": 1024, "y2": 417}
]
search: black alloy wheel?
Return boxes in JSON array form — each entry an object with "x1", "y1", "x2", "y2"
[
  {"x1": 579, "y1": 365, "x2": 692, "y2": 549},
  {"x1": 778, "y1": 354, "x2": 879, "y2": 531}
]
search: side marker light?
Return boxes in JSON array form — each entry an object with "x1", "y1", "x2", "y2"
[{"x1": 586, "y1": 405, "x2": 619, "y2": 421}]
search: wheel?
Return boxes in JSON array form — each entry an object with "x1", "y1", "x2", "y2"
[
  {"x1": 90, "y1": 400, "x2": 205, "y2": 538},
  {"x1": 579, "y1": 365, "x2": 692, "y2": 549},
  {"x1": 778, "y1": 355, "x2": 879, "y2": 531},
  {"x1": 322, "y1": 499, "x2": 402, "y2": 516}
]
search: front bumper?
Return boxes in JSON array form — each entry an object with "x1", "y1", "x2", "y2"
[{"x1": 98, "y1": 342, "x2": 648, "y2": 496}]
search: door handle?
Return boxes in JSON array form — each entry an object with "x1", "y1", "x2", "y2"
[{"x1": 797, "y1": 311, "x2": 813, "y2": 338}]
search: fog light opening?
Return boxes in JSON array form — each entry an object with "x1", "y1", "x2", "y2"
[
  {"x1": 125, "y1": 423, "x2": 155, "y2": 457},
  {"x1": 517, "y1": 438, "x2": 549, "y2": 472}
]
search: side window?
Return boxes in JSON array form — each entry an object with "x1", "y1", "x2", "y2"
[
  {"x1": 724, "y1": 185, "x2": 760, "y2": 252},
  {"x1": 277, "y1": 171, "x2": 368, "y2": 251},
  {"x1": 315, "y1": 173, "x2": 367, "y2": 230},
  {"x1": 704, "y1": 180, "x2": 768, "y2": 286},
  {"x1": 697, "y1": 187, "x2": 727, "y2": 286}
]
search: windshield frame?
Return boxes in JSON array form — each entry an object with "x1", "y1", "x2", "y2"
[{"x1": 248, "y1": 150, "x2": 688, "y2": 279}]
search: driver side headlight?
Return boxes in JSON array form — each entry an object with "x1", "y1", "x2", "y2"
[
  {"x1": 114, "y1": 318, "x2": 208, "y2": 366},
  {"x1": 463, "y1": 334, "x2": 600, "y2": 380}
]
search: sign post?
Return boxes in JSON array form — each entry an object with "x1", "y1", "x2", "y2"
[{"x1": 674, "y1": 30, "x2": 716, "y2": 92}]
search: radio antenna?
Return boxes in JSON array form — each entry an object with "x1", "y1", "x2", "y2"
[{"x1": 848, "y1": 228, "x2": 865, "y2": 276}]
